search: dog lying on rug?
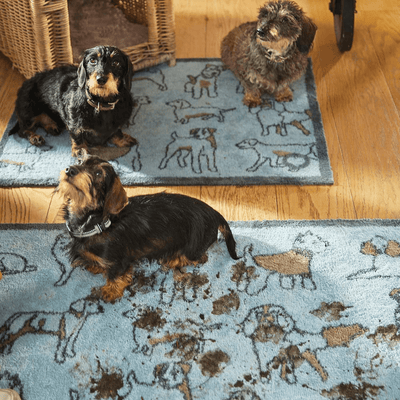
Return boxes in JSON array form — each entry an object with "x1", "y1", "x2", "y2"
[
  {"x1": 221, "y1": 0, "x2": 317, "y2": 106},
  {"x1": 56, "y1": 156, "x2": 239, "y2": 302},
  {"x1": 9, "y1": 45, "x2": 136, "y2": 157}
]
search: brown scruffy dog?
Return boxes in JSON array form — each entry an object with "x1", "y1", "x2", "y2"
[
  {"x1": 221, "y1": 0, "x2": 317, "y2": 106},
  {"x1": 57, "y1": 156, "x2": 239, "y2": 302}
]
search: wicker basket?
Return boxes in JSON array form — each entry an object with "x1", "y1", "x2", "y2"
[{"x1": 0, "y1": 0, "x2": 176, "y2": 79}]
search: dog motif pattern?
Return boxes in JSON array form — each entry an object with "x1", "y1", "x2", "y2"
[
  {"x1": 1, "y1": 60, "x2": 332, "y2": 185},
  {"x1": 1, "y1": 222, "x2": 400, "y2": 399},
  {"x1": 159, "y1": 128, "x2": 218, "y2": 174},
  {"x1": 184, "y1": 64, "x2": 224, "y2": 99}
]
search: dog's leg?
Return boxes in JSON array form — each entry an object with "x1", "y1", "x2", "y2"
[
  {"x1": 110, "y1": 129, "x2": 138, "y2": 148},
  {"x1": 70, "y1": 137, "x2": 89, "y2": 158},
  {"x1": 35, "y1": 114, "x2": 62, "y2": 136}
]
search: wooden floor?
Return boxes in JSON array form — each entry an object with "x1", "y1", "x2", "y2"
[{"x1": 0, "y1": 0, "x2": 399, "y2": 223}]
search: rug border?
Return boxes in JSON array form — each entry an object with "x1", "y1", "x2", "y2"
[
  {"x1": 1, "y1": 219, "x2": 399, "y2": 232},
  {"x1": 0, "y1": 58, "x2": 333, "y2": 187}
]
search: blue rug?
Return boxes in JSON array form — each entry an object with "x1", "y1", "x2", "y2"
[
  {"x1": 1, "y1": 219, "x2": 400, "y2": 399},
  {"x1": 0, "y1": 59, "x2": 332, "y2": 187}
]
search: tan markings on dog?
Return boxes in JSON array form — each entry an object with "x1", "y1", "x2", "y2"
[
  {"x1": 361, "y1": 241, "x2": 378, "y2": 256},
  {"x1": 81, "y1": 251, "x2": 111, "y2": 274},
  {"x1": 87, "y1": 73, "x2": 119, "y2": 98},
  {"x1": 243, "y1": 91, "x2": 262, "y2": 108},
  {"x1": 109, "y1": 132, "x2": 137, "y2": 148},
  {"x1": 386, "y1": 241, "x2": 400, "y2": 257},
  {"x1": 291, "y1": 120, "x2": 310, "y2": 135},
  {"x1": 212, "y1": 292, "x2": 240, "y2": 315},
  {"x1": 257, "y1": 38, "x2": 293, "y2": 54},
  {"x1": 57, "y1": 170, "x2": 97, "y2": 214},
  {"x1": 311, "y1": 302, "x2": 350, "y2": 322},
  {"x1": 200, "y1": 80, "x2": 211, "y2": 88},
  {"x1": 254, "y1": 250, "x2": 310, "y2": 275},
  {"x1": 367, "y1": 325, "x2": 400, "y2": 346},
  {"x1": 302, "y1": 350, "x2": 328, "y2": 381},
  {"x1": 269, "y1": 27, "x2": 279, "y2": 37},
  {"x1": 33, "y1": 114, "x2": 58, "y2": 132},
  {"x1": 71, "y1": 140, "x2": 89, "y2": 158},
  {"x1": 161, "y1": 253, "x2": 204, "y2": 269},
  {"x1": 323, "y1": 324, "x2": 368, "y2": 347},
  {"x1": 101, "y1": 272, "x2": 133, "y2": 302}
]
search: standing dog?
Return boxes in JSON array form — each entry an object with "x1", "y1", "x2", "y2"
[
  {"x1": 57, "y1": 156, "x2": 239, "y2": 302},
  {"x1": 221, "y1": 0, "x2": 317, "y2": 106},
  {"x1": 10, "y1": 45, "x2": 136, "y2": 157}
]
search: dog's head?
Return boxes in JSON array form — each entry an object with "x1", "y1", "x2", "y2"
[
  {"x1": 77, "y1": 45, "x2": 133, "y2": 100},
  {"x1": 255, "y1": 1, "x2": 317, "y2": 61},
  {"x1": 58, "y1": 156, "x2": 128, "y2": 219}
]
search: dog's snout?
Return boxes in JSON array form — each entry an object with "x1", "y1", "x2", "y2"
[
  {"x1": 96, "y1": 75, "x2": 108, "y2": 85},
  {"x1": 65, "y1": 166, "x2": 78, "y2": 177}
]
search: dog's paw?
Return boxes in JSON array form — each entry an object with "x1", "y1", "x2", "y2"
[
  {"x1": 274, "y1": 87, "x2": 293, "y2": 102},
  {"x1": 243, "y1": 92, "x2": 262, "y2": 108},
  {"x1": 111, "y1": 132, "x2": 138, "y2": 148},
  {"x1": 101, "y1": 285, "x2": 123, "y2": 303},
  {"x1": 28, "y1": 133, "x2": 46, "y2": 147}
]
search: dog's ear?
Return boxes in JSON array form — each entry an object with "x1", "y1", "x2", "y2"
[
  {"x1": 296, "y1": 16, "x2": 317, "y2": 54},
  {"x1": 123, "y1": 56, "x2": 134, "y2": 90},
  {"x1": 103, "y1": 176, "x2": 128, "y2": 217},
  {"x1": 77, "y1": 59, "x2": 87, "y2": 88}
]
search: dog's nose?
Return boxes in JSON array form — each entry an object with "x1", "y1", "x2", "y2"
[
  {"x1": 96, "y1": 75, "x2": 108, "y2": 85},
  {"x1": 267, "y1": 50, "x2": 274, "y2": 56},
  {"x1": 65, "y1": 166, "x2": 78, "y2": 177}
]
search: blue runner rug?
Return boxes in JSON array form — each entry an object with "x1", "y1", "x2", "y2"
[
  {"x1": 0, "y1": 59, "x2": 332, "y2": 187},
  {"x1": 1, "y1": 219, "x2": 399, "y2": 399}
]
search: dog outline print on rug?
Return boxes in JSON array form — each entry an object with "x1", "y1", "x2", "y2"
[
  {"x1": 242, "y1": 304, "x2": 328, "y2": 384},
  {"x1": 347, "y1": 235, "x2": 400, "y2": 280},
  {"x1": 249, "y1": 99, "x2": 312, "y2": 137},
  {"x1": 236, "y1": 139, "x2": 318, "y2": 173},
  {"x1": 184, "y1": 64, "x2": 224, "y2": 99},
  {"x1": 166, "y1": 99, "x2": 235, "y2": 124},
  {"x1": 159, "y1": 128, "x2": 218, "y2": 174},
  {"x1": 0, "y1": 297, "x2": 103, "y2": 363},
  {"x1": 235, "y1": 231, "x2": 328, "y2": 295}
]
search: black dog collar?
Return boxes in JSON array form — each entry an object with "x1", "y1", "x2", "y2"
[
  {"x1": 85, "y1": 88, "x2": 119, "y2": 112},
  {"x1": 66, "y1": 215, "x2": 111, "y2": 238}
]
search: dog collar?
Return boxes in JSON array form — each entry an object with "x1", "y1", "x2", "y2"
[
  {"x1": 66, "y1": 215, "x2": 112, "y2": 238},
  {"x1": 85, "y1": 88, "x2": 119, "y2": 112}
]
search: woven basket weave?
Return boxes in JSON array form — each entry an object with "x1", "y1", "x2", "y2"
[{"x1": 0, "y1": 0, "x2": 176, "y2": 79}]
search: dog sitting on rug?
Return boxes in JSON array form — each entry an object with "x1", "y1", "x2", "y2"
[
  {"x1": 56, "y1": 156, "x2": 239, "y2": 302},
  {"x1": 221, "y1": 0, "x2": 317, "y2": 106},
  {"x1": 9, "y1": 45, "x2": 136, "y2": 157}
]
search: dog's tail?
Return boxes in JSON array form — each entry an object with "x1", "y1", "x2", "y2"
[{"x1": 218, "y1": 218, "x2": 240, "y2": 260}]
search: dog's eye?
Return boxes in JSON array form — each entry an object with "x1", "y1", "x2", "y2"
[
  {"x1": 89, "y1": 58, "x2": 97, "y2": 65},
  {"x1": 95, "y1": 170, "x2": 103, "y2": 178},
  {"x1": 256, "y1": 29, "x2": 266, "y2": 38},
  {"x1": 112, "y1": 60, "x2": 121, "y2": 67}
]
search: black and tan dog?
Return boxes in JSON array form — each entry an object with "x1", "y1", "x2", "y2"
[
  {"x1": 221, "y1": 0, "x2": 317, "y2": 106},
  {"x1": 10, "y1": 45, "x2": 136, "y2": 157},
  {"x1": 57, "y1": 156, "x2": 239, "y2": 302}
]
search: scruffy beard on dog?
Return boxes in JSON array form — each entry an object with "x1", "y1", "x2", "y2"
[
  {"x1": 221, "y1": 0, "x2": 317, "y2": 107},
  {"x1": 9, "y1": 45, "x2": 136, "y2": 157},
  {"x1": 57, "y1": 156, "x2": 239, "y2": 303}
]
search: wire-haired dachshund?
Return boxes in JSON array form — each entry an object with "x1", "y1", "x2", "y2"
[
  {"x1": 57, "y1": 156, "x2": 239, "y2": 302},
  {"x1": 10, "y1": 45, "x2": 136, "y2": 157}
]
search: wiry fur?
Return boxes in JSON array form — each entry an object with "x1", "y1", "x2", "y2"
[
  {"x1": 221, "y1": 0, "x2": 317, "y2": 106},
  {"x1": 10, "y1": 46, "x2": 136, "y2": 157},
  {"x1": 57, "y1": 156, "x2": 239, "y2": 302}
]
